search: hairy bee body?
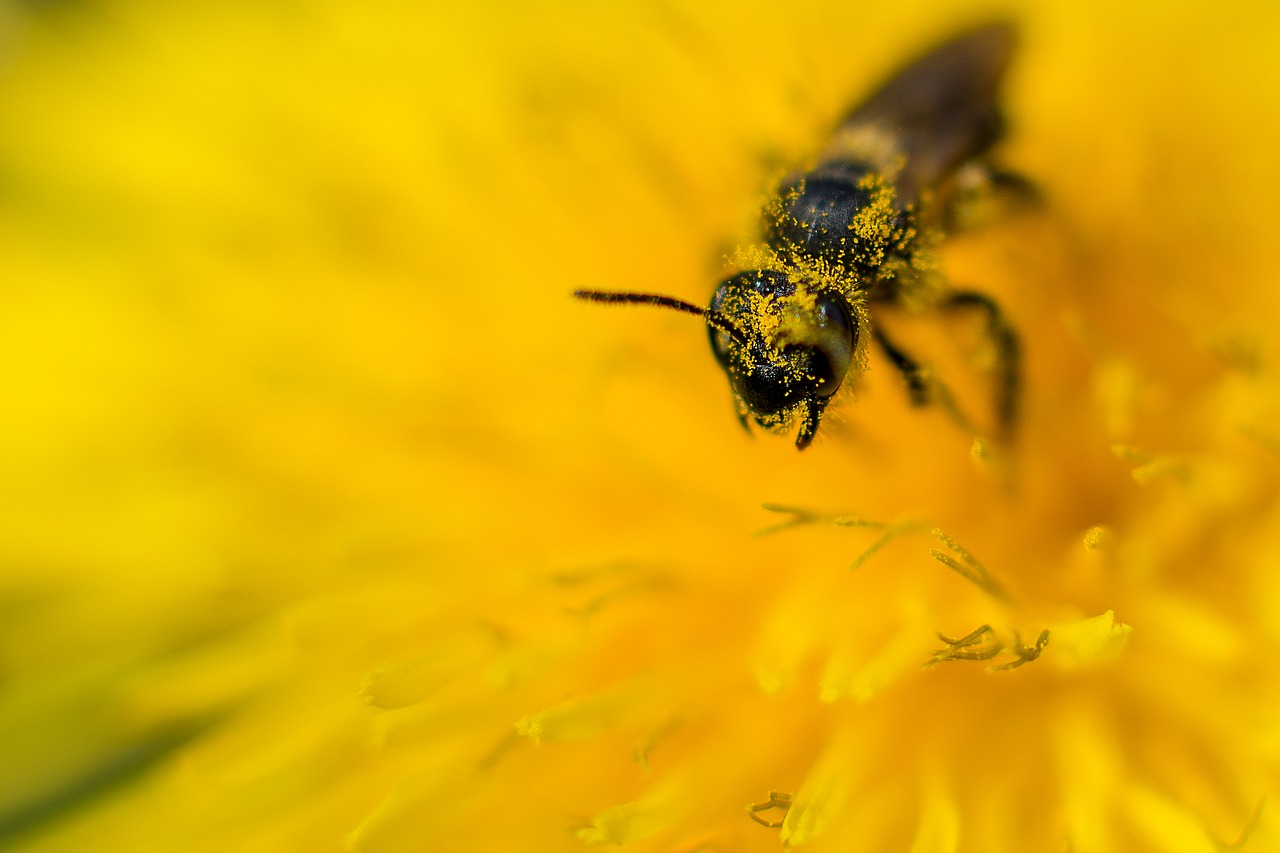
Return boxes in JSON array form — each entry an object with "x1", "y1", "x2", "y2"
[
  {"x1": 764, "y1": 161, "x2": 916, "y2": 285},
  {"x1": 578, "y1": 23, "x2": 1023, "y2": 449},
  {"x1": 765, "y1": 22, "x2": 1012, "y2": 282}
]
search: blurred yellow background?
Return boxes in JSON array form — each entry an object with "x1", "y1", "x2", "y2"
[{"x1": 1, "y1": 1, "x2": 1279, "y2": 851}]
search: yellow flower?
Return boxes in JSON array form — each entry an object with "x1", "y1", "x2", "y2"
[{"x1": 2, "y1": 2, "x2": 1279, "y2": 852}]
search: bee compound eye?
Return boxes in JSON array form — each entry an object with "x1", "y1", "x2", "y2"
[{"x1": 811, "y1": 296, "x2": 856, "y2": 397}]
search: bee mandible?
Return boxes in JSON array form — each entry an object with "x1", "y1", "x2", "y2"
[{"x1": 576, "y1": 23, "x2": 1023, "y2": 450}]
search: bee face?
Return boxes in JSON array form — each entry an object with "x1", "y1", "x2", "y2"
[{"x1": 708, "y1": 270, "x2": 857, "y2": 448}]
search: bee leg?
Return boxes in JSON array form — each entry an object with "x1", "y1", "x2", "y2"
[
  {"x1": 871, "y1": 325, "x2": 930, "y2": 406},
  {"x1": 794, "y1": 397, "x2": 829, "y2": 450},
  {"x1": 944, "y1": 162, "x2": 1042, "y2": 231},
  {"x1": 987, "y1": 166, "x2": 1042, "y2": 206},
  {"x1": 941, "y1": 290, "x2": 1021, "y2": 438},
  {"x1": 873, "y1": 323, "x2": 980, "y2": 437}
]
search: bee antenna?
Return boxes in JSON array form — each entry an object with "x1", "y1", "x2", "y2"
[
  {"x1": 574, "y1": 289, "x2": 747, "y2": 345},
  {"x1": 573, "y1": 289, "x2": 706, "y2": 315}
]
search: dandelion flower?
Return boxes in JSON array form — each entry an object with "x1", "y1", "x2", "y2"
[{"x1": 1, "y1": 2, "x2": 1279, "y2": 852}]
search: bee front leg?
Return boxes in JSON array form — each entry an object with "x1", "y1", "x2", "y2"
[
  {"x1": 794, "y1": 396, "x2": 829, "y2": 450},
  {"x1": 871, "y1": 325, "x2": 930, "y2": 406},
  {"x1": 871, "y1": 323, "x2": 978, "y2": 438}
]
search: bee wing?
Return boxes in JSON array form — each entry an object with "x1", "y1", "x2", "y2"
[{"x1": 841, "y1": 22, "x2": 1016, "y2": 202}]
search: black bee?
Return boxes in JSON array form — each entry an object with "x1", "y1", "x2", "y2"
[{"x1": 576, "y1": 23, "x2": 1023, "y2": 449}]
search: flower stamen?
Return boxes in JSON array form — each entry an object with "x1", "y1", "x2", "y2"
[
  {"x1": 747, "y1": 791, "x2": 793, "y2": 829},
  {"x1": 1112, "y1": 444, "x2": 1191, "y2": 484},
  {"x1": 987, "y1": 629, "x2": 1051, "y2": 671},
  {"x1": 755, "y1": 505, "x2": 923, "y2": 570},
  {"x1": 928, "y1": 624, "x2": 1002, "y2": 664},
  {"x1": 930, "y1": 528, "x2": 1013, "y2": 602},
  {"x1": 927, "y1": 625, "x2": 1050, "y2": 670},
  {"x1": 839, "y1": 517, "x2": 922, "y2": 570},
  {"x1": 755, "y1": 503, "x2": 843, "y2": 536}
]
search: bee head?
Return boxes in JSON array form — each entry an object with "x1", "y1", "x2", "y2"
[
  {"x1": 708, "y1": 270, "x2": 857, "y2": 449},
  {"x1": 573, "y1": 272, "x2": 856, "y2": 449}
]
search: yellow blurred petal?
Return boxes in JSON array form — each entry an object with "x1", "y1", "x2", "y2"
[
  {"x1": 1047, "y1": 610, "x2": 1132, "y2": 670},
  {"x1": 576, "y1": 785, "x2": 679, "y2": 845}
]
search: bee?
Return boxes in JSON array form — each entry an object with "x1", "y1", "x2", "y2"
[{"x1": 576, "y1": 23, "x2": 1023, "y2": 449}]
